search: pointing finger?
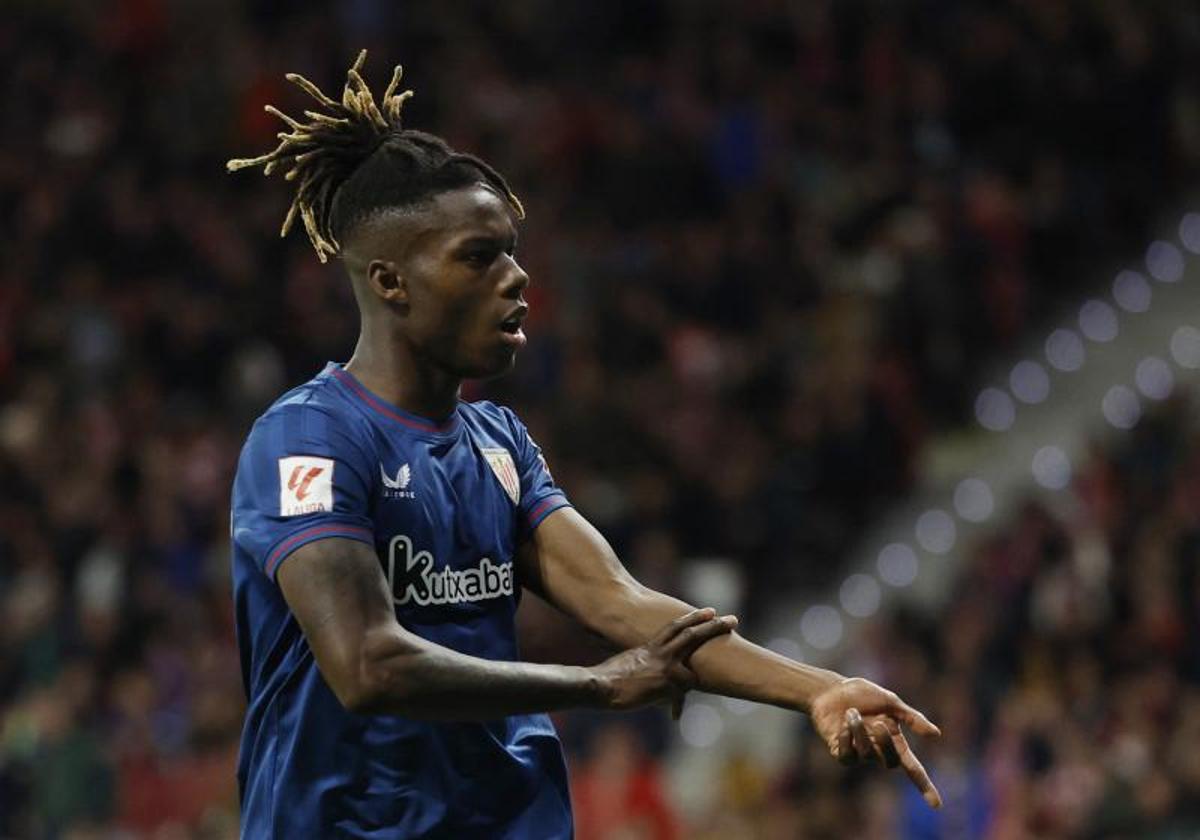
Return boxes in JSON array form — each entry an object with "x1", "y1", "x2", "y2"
[{"x1": 888, "y1": 721, "x2": 942, "y2": 809}]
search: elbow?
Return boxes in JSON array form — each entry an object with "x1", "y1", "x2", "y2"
[
  {"x1": 330, "y1": 633, "x2": 422, "y2": 715},
  {"x1": 336, "y1": 677, "x2": 384, "y2": 715}
]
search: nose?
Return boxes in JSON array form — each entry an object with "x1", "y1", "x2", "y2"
[{"x1": 500, "y1": 255, "x2": 530, "y2": 298}]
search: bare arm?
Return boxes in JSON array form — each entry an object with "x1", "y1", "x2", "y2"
[
  {"x1": 517, "y1": 508, "x2": 841, "y2": 712},
  {"x1": 518, "y1": 508, "x2": 944, "y2": 808},
  {"x1": 275, "y1": 536, "x2": 734, "y2": 720}
]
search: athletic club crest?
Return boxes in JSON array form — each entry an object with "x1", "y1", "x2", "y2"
[{"x1": 481, "y1": 447, "x2": 520, "y2": 505}]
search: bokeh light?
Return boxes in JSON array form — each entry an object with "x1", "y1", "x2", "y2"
[
  {"x1": 839, "y1": 573, "x2": 882, "y2": 618},
  {"x1": 975, "y1": 387, "x2": 1016, "y2": 431},
  {"x1": 1079, "y1": 300, "x2": 1118, "y2": 342},
  {"x1": 953, "y1": 477, "x2": 994, "y2": 523},
  {"x1": 1134, "y1": 356, "x2": 1174, "y2": 400},
  {"x1": 915, "y1": 509, "x2": 956, "y2": 554},
  {"x1": 1032, "y1": 446, "x2": 1071, "y2": 490},
  {"x1": 1102, "y1": 385, "x2": 1141, "y2": 429},
  {"x1": 1010, "y1": 360, "x2": 1050, "y2": 404},
  {"x1": 877, "y1": 544, "x2": 919, "y2": 587},
  {"x1": 679, "y1": 702, "x2": 724, "y2": 747},
  {"x1": 1112, "y1": 270, "x2": 1152, "y2": 313},
  {"x1": 1146, "y1": 240, "x2": 1184, "y2": 282},
  {"x1": 800, "y1": 605, "x2": 844, "y2": 650},
  {"x1": 1045, "y1": 328, "x2": 1086, "y2": 372},
  {"x1": 1170, "y1": 325, "x2": 1200, "y2": 369},
  {"x1": 1181, "y1": 213, "x2": 1200, "y2": 255}
]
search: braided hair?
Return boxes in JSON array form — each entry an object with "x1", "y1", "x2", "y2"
[{"x1": 227, "y1": 50, "x2": 524, "y2": 263}]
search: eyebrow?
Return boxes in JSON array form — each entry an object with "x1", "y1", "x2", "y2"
[{"x1": 456, "y1": 232, "x2": 517, "y2": 252}]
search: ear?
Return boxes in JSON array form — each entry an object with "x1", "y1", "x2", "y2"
[{"x1": 366, "y1": 260, "x2": 408, "y2": 306}]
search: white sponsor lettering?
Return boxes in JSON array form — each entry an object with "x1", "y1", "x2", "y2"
[{"x1": 387, "y1": 535, "x2": 513, "y2": 606}]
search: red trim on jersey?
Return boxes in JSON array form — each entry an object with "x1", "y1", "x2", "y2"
[
  {"x1": 329, "y1": 366, "x2": 458, "y2": 433},
  {"x1": 528, "y1": 494, "x2": 570, "y2": 529},
  {"x1": 265, "y1": 523, "x2": 374, "y2": 578}
]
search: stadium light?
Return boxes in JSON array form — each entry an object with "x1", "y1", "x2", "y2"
[
  {"x1": 915, "y1": 509, "x2": 956, "y2": 554},
  {"x1": 800, "y1": 605, "x2": 843, "y2": 650},
  {"x1": 953, "y1": 477, "x2": 994, "y2": 523},
  {"x1": 1079, "y1": 300, "x2": 1119, "y2": 342},
  {"x1": 1102, "y1": 385, "x2": 1141, "y2": 429},
  {"x1": 975, "y1": 387, "x2": 1015, "y2": 430},
  {"x1": 1031, "y1": 446, "x2": 1071, "y2": 490},
  {"x1": 1113, "y1": 270, "x2": 1152, "y2": 313},
  {"x1": 679, "y1": 702, "x2": 724, "y2": 747},
  {"x1": 1010, "y1": 360, "x2": 1050, "y2": 404},
  {"x1": 877, "y1": 543, "x2": 919, "y2": 587},
  {"x1": 1180, "y1": 213, "x2": 1200, "y2": 254},
  {"x1": 839, "y1": 573, "x2": 882, "y2": 618},
  {"x1": 1170, "y1": 325, "x2": 1200, "y2": 368},
  {"x1": 1046, "y1": 328, "x2": 1086, "y2": 371},
  {"x1": 1135, "y1": 356, "x2": 1174, "y2": 400},
  {"x1": 1146, "y1": 240, "x2": 1184, "y2": 282}
]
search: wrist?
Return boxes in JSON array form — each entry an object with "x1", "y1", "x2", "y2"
[
  {"x1": 581, "y1": 666, "x2": 614, "y2": 709},
  {"x1": 795, "y1": 669, "x2": 846, "y2": 715}
]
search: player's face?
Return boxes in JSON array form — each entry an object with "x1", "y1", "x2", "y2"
[{"x1": 399, "y1": 186, "x2": 530, "y2": 379}]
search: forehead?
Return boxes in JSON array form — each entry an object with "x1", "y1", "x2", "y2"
[{"x1": 425, "y1": 184, "x2": 516, "y2": 239}]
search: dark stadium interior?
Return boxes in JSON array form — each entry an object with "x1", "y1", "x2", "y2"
[{"x1": 2, "y1": 1, "x2": 1199, "y2": 837}]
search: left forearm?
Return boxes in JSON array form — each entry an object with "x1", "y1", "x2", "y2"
[
  {"x1": 599, "y1": 583, "x2": 843, "y2": 713},
  {"x1": 523, "y1": 508, "x2": 843, "y2": 713}
]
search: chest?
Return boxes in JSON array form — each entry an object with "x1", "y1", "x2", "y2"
[{"x1": 367, "y1": 432, "x2": 522, "y2": 618}]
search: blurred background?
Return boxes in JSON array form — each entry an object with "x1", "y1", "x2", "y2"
[{"x1": 3, "y1": 0, "x2": 1200, "y2": 837}]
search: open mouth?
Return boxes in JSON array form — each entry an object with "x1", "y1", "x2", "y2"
[{"x1": 498, "y1": 307, "x2": 528, "y2": 347}]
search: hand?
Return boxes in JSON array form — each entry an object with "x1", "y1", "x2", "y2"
[
  {"x1": 809, "y1": 677, "x2": 943, "y2": 809},
  {"x1": 591, "y1": 607, "x2": 737, "y2": 718}
]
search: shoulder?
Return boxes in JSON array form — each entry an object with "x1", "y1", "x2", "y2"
[
  {"x1": 457, "y1": 399, "x2": 525, "y2": 439},
  {"x1": 240, "y1": 375, "x2": 373, "y2": 463}
]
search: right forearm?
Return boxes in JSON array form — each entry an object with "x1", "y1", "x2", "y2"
[{"x1": 352, "y1": 635, "x2": 609, "y2": 719}]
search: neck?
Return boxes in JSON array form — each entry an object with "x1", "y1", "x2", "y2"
[{"x1": 344, "y1": 327, "x2": 462, "y2": 421}]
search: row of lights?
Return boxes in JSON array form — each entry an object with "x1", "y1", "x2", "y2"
[{"x1": 678, "y1": 214, "x2": 1200, "y2": 748}]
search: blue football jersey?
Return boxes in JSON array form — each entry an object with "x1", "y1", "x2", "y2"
[{"x1": 231, "y1": 363, "x2": 574, "y2": 839}]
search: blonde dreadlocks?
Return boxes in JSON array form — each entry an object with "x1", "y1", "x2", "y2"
[{"x1": 227, "y1": 50, "x2": 525, "y2": 263}]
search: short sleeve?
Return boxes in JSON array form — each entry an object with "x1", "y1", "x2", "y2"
[
  {"x1": 502, "y1": 408, "x2": 572, "y2": 538},
  {"x1": 231, "y1": 403, "x2": 376, "y2": 580}
]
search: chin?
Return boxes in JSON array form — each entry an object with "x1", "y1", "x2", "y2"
[{"x1": 457, "y1": 349, "x2": 519, "y2": 381}]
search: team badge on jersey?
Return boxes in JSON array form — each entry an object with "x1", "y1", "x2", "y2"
[
  {"x1": 481, "y1": 447, "x2": 520, "y2": 505},
  {"x1": 278, "y1": 456, "x2": 334, "y2": 516}
]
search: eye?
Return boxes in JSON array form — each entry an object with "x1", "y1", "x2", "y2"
[{"x1": 464, "y1": 250, "x2": 494, "y2": 268}]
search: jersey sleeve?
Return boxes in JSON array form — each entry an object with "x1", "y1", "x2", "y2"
[
  {"x1": 501, "y1": 408, "x2": 572, "y2": 538},
  {"x1": 231, "y1": 402, "x2": 376, "y2": 580}
]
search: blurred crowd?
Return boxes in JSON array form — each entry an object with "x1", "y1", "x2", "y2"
[
  {"x1": 671, "y1": 394, "x2": 1200, "y2": 838},
  {"x1": 2, "y1": 0, "x2": 1199, "y2": 836}
]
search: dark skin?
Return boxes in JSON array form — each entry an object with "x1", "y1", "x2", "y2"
[{"x1": 277, "y1": 184, "x2": 943, "y2": 808}]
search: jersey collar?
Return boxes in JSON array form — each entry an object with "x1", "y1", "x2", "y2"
[{"x1": 324, "y1": 363, "x2": 462, "y2": 437}]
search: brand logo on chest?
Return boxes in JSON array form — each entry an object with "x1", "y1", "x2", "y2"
[
  {"x1": 386, "y1": 535, "x2": 514, "y2": 607},
  {"x1": 381, "y1": 462, "x2": 416, "y2": 499}
]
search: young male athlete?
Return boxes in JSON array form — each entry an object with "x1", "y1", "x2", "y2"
[{"x1": 227, "y1": 52, "x2": 943, "y2": 838}]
